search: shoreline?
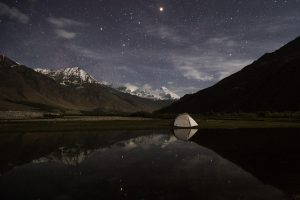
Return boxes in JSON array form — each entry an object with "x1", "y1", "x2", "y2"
[{"x1": 1, "y1": 117, "x2": 300, "y2": 133}]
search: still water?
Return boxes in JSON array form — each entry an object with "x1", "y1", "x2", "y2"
[{"x1": 0, "y1": 128, "x2": 300, "y2": 200}]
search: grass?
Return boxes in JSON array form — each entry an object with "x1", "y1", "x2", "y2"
[
  {"x1": 196, "y1": 118, "x2": 300, "y2": 129},
  {"x1": 0, "y1": 117, "x2": 300, "y2": 133}
]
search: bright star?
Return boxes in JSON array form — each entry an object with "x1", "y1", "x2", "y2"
[{"x1": 159, "y1": 7, "x2": 164, "y2": 12}]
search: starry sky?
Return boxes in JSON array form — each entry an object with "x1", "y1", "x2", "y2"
[{"x1": 1, "y1": 0, "x2": 300, "y2": 96}]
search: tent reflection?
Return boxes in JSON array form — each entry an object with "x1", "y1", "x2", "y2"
[{"x1": 174, "y1": 129, "x2": 198, "y2": 141}]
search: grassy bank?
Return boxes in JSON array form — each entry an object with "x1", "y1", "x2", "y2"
[{"x1": 0, "y1": 117, "x2": 300, "y2": 133}]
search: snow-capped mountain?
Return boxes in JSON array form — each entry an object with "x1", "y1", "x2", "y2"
[
  {"x1": 34, "y1": 67, "x2": 103, "y2": 86},
  {"x1": 35, "y1": 67, "x2": 179, "y2": 100},
  {"x1": 117, "y1": 84, "x2": 180, "y2": 100},
  {"x1": 160, "y1": 86, "x2": 180, "y2": 100}
]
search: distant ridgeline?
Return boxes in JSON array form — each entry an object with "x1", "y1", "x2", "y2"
[
  {"x1": 0, "y1": 55, "x2": 172, "y2": 116},
  {"x1": 159, "y1": 36, "x2": 300, "y2": 114}
]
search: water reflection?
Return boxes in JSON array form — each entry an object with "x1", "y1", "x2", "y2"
[
  {"x1": 174, "y1": 129, "x2": 198, "y2": 141},
  {"x1": 191, "y1": 128, "x2": 300, "y2": 197},
  {"x1": 33, "y1": 146, "x2": 93, "y2": 166},
  {"x1": 0, "y1": 130, "x2": 288, "y2": 200}
]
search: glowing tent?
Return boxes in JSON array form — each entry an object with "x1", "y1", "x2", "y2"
[{"x1": 174, "y1": 113, "x2": 198, "y2": 128}]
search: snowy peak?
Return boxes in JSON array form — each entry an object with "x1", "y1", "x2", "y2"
[
  {"x1": 117, "y1": 84, "x2": 179, "y2": 100},
  {"x1": 35, "y1": 67, "x2": 179, "y2": 100},
  {"x1": 35, "y1": 67, "x2": 100, "y2": 86},
  {"x1": 160, "y1": 86, "x2": 180, "y2": 100}
]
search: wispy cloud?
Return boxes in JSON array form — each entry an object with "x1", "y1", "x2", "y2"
[
  {"x1": 256, "y1": 14, "x2": 300, "y2": 34},
  {"x1": 47, "y1": 17, "x2": 88, "y2": 28},
  {"x1": 47, "y1": 17, "x2": 88, "y2": 39},
  {"x1": 171, "y1": 53, "x2": 251, "y2": 82},
  {"x1": 207, "y1": 36, "x2": 238, "y2": 48},
  {"x1": 169, "y1": 86, "x2": 200, "y2": 97},
  {"x1": 171, "y1": 55, "x2": 213, "y2": 81},
  {"x1": 145, "y1": 25, "x2": 188, "y2": 44},
  {"x1": 215, "y1": 59, "x2": 252, "y2": 80},
  {"x1": 0, "y1": 2, "x2": 29, "y2": 24},
  {"x1": 180, "y1": 65, "x2": 214, "y2": 81},
  {"x1": 66, "y1": 44, "x2": 103, "y2": 59},
  {"x1": 124, "y1": 83, "x2": 139, "y2": 92},
  {"x1": 55, "y1": 29, "x2": 76, "y2": 39}
]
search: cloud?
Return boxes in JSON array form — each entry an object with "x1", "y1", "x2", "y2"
[
  {"x1": 47, "y1": 17, "x2": 88, "y2": 28},
  {"x1": 255, "y1": 14, "x2": 300, "y2": 35},
  {"x1": 47, "y1": 17, "x2": 88, "y2": 40},
  {"x1": 207, "y1": 36, "x2": 238, "y2": 47},
  {"x1": 0, "y1": 2, "x2": 29, "y2": 24},
  {"x1": 146, "y1": 25, "x2": 187, "y2": 44},
  {"x1": 180, "y1": 66, "x2": 214, "y2": 81},
  {"x1": 170, "y1": 86, "x2": 199, "y2": 96},
  {"x1": 171, "y1": 55, "x2": 214, "y2": 81},
  {"x1": 171, "y1": 52, "x2": 252, "y2": 82},
  {"x1": 216, "y1": 59, "x2": 252, "y2": 80},
  {"x1": 54, "y1": 29, "x2": 76, "y2": 39},
  {"x1": 141, "y1": 84, "x2": 152, "y2": 90},
  {"x1": 124, "y1": 83, "x2": 139, "y2": 92},
  {"x1": 217, "y1": 71, "x2": 232, "y2": 80},
  {"x1": 66, "y1": 44, "x2": 104, "y2": 59}
]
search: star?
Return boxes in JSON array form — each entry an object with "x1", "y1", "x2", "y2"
[{"x1": 0, "y1": 0, "x2": 299, "y2": 98}]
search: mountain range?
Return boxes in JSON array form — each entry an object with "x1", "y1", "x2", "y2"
[
  {"x1": 0, "y1": 55, "x2": 172, "y2": 114},
  {"x1": 117, "y1": 85, "x2": 179, "y2": 100},
  {"x1": 160, "y1": 36, "x2": 300, "y2": 114},
  {"x1": 34, "y1": 67, "x2": 103, "y2": 86},
  {"x1": 2, "y1": 36, "x2": 300, "y2": 115},
  {"x1": 34, "y1": 67, "x2": 179, "y2": 100}
]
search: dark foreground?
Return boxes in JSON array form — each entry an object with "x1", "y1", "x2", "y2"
[{"x1": 0, "y1": 127, "x2": 300, "y2": 199}]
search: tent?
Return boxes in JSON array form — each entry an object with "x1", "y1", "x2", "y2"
[
  {"x1": 174, "y1": 129, "x2": 198, "y2": 141},
  {"x1": 174, "y1": 113, "x2": 198, "y2": 128}
]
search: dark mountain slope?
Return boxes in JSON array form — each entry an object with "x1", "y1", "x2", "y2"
[
  {"x1": 0, "y1": 55, "x2": 170, "y2": 113},
  {"x1": 160, "y1": 36, "x2": 300, "y2": 113}
]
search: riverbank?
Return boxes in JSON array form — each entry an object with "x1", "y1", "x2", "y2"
[{"x1": 1, "y1": 116, "x2": 300, "y2": 133}]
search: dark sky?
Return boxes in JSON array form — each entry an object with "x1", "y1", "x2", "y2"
[{"x1": 1, "y1": 0, "x2": 300, "y2": 96}]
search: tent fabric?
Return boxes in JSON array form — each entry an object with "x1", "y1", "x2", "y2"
[
  {"x1": 174, "y1": 113, "x2": 198, "y2": 127},
  {"x1": 188, "y1": 116, "x2": 198, "y2": 127}
]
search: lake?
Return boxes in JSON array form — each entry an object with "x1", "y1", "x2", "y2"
[{"x1": 0, "y1": 128, "x2": 300, "y2": 200}]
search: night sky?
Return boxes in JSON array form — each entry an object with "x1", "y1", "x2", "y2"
[{"x1": 1, "y1": 0, "x2": 300, "y2": 96}]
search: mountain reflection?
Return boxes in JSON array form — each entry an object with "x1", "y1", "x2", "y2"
[
  {"x1": 0, "y1": 131, "x2": 287, "y2": 200},
  {"x1": 33, "y1": 146, "x2": 93, "y2": 166}
]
